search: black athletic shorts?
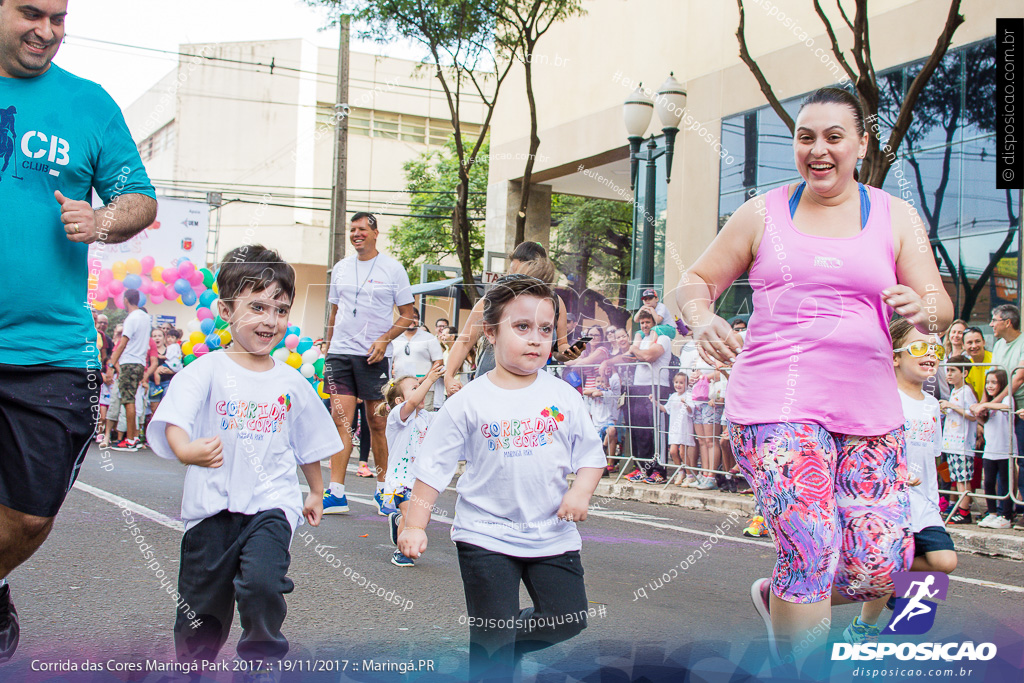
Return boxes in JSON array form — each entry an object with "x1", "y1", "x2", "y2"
[
  {"x1": 323, "y1": 353, "x2": 390, "y2": 402},
  {"x1": 0, "y1": 363, "x2": 96, "y2": 517}
]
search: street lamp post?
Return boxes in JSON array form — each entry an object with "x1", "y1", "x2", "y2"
[{"x1": 623, "y1": 74, "x2": 686, "y2": 297}]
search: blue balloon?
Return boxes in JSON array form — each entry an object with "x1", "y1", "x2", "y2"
[
  {"x1": 296, "y1": 336, "x2": 313, "y2": 354},
  {"x1": 200, "y1": 318, "x2": 215, "y2": 335},
  {"x1": 205, "y1": 333, "x2": 221, "y2": 349},
  {"x1": 199, "y1": 290, "x2": 218, "y2": 308},
  {"x1": 174, "y1": 277, "x2": 191, "y2": 295},
  {"x1": 123, "y1": 274, "x2": 142, "y2": 290},
  {"x1": 181, "y1": 289, "x2": 197, "y2": 306},
  {"x1": 137, "y1": 292, "x2": 147, "y2": 308}
]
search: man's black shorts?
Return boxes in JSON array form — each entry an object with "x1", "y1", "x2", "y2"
[
  {"x1": 323, "y1": 354, "x2": 390, "y2": 402},
  {"x1": 0, "y1": 363, "x2": 96, "y2": 517},
  {"x1": 913, "y1": 525, "x2": 955, "y2": 556}
]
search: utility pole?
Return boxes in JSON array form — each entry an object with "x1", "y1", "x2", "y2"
[{"x1": 326, "y1": 15, "x2": 350, "y2": 323}]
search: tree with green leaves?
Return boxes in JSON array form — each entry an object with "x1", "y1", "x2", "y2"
[
  {"x1": 311, "y1": 0, "x2": 515, "y2": 303},
  {"x1": 549, "y1": 194, "x2": 632, "y2": 327},
  {"x1": 389, "y1": 137, "x2": 489, "y2": 283},
  {"x1": 488, "y1": 0, "x2": 585, "y2": 246}
]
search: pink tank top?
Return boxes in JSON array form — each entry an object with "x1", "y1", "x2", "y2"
[{"x1": 724, "y1": 184, "x2": 903, "y2": 435}]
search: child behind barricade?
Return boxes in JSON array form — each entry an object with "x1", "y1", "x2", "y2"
[
  {"x1": 583, "y1": 363, "x2": 621, "y2": 477},
  {"x1": 843, "y1": 319, "x2": 957, "y2": 644},
  {"x1": 656, "y1": 372, "x2": 695, "y2": 485},
  {"x1": 397, "y1": 275, "x2": 606, "y2": 682},
  {"x1": 97, "y1": 363, "x2": 115, "y2": 445},
  {"x1": 379, "y1": 364, "x2": 446, "y2": 567},
  {"x1": 148, "y1": 245, "x2": 341, "y2": 675},
  {"x1": 971, "y1": 368, "x2": 1015, "y2": 528},
  {"x1": 940, "y1": 355, "x2": 978, "y2": 524}
]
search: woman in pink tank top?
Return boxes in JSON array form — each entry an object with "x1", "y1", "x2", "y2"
[{"x1": 676, "y1": 88, "x2": 953, "y2": 666}]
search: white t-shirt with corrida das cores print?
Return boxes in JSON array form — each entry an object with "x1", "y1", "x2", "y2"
[
  {"x1": 149, "y1": 352, "x2": 343, "y2": 533},
  {"x1": 899, "y1": 390, "x2": 943, "y2": 533},
  {"x1": 413, "y1": 372, "x2": 607, "y2": 557},
  {"x1": 328, "y1": 253, "x2": 413, "y2": 357}
]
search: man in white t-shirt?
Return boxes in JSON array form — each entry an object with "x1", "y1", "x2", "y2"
[
  {"x1": 623, "y1": 309, "x2": 673, "y2": 483},
  {"x1": 323, "y1": 212, "x2": 416, "y2": 515},
  {"x1": 634, "y1": 288, "x2": 671, "y2": 326},
  {"x1": 108, "y1": 289, "x2": 151, "y2": 451},
  {"x1": 390, "y1": 308, "x2": 443, "y2": 409}
]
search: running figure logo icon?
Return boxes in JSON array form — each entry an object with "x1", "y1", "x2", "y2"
[{"x1": 883, "y1": 571, "x2": 949, "y2": 635}]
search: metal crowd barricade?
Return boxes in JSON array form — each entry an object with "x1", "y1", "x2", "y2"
[{"x1": 936, "y1": 359, "x2": 1020, "y2": 525}]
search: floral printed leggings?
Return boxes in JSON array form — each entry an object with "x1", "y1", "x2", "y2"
[{"x1": 729, "y1": 422, "x2": 913, "y2": 603}]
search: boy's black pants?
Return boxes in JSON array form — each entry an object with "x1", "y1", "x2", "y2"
[{"x1": 175, "y1": 508, "x2": 293, "y2": 664}]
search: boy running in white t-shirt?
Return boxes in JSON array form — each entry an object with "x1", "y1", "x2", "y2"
[
  {"x1": 149, "y1": 245, "x2": 342, "y2": 673},
  {"x1": 399, "y1": 275, "x2": 606, "y2": 681}
]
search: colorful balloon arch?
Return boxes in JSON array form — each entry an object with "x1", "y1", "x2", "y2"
[{"x1": 90, "y1": 257, "x2": 329, "y2": 399}]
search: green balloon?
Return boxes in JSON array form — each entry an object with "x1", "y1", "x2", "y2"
[
  {"x1": 214, "y1": 316, "x2": 228, "y2": 330},
  {"x1": 201, "y1": 268, "x2": 214, "y2": 288},
  {"x1": 183, "y1": 353, "x2": 197, "y2": 365},
  {"x1": 313, "y1": 358, "x2": 325, "y2": 376}
]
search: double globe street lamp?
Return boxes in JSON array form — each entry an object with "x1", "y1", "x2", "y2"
[{"x1": 623, "y1": 73, "x2": 686, "y2": 297}]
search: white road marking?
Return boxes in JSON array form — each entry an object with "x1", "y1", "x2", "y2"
[
  {"x1": 75, "y1": 479, "x2": 1024, "y2": 594},
  {"x1": 73, "y1": 481, "x2": 184, "y2": 532}
]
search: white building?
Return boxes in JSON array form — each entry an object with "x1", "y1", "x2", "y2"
[{"x1": 123, "y1": 38, "x2": 488, "y2": 333}]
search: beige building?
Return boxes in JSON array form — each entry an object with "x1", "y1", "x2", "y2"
[
  {"x1": 486, "y1": 0, "x2": 1020, "y2": 325},
  {"x1": 124, "y1": 39, "x2": 488, "y2": 333}
]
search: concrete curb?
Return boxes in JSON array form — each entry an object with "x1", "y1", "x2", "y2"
[{"x1": 593, "y1": 480, "x2": 1024, "y2": 562}]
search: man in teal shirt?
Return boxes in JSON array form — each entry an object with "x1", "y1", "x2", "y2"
[{"x1": 0, "y1": 0, "x2": 157, "y2": 663}]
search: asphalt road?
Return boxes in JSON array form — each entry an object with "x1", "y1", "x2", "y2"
[{"x1": 3, "y1": 444, "x2": 1023, "y2": 683}]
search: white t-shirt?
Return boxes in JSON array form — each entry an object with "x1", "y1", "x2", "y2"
[
  {"x1": 149, "y1": 352, "x2": 343, "y2": 532},
  {"x1": 899, "y1": 390, "x2": 944, "y2": 533},
  {"x1": 413, "y1": 372, "x2": 607, "y2": 557},
  {"x1": 327, "y1": 253, "x2": 413, "y2": 357},
  {"x1": 390, "y1": 329, "x2": 443, "y2": 378},
  {"x1": 941, "y1": 384, "x2": 978, "y2": 456},
  {"x1": 664, "y1": 392, "x2": 694, "y2": 444},
  {"x1": 121, "y1": 309, "x2": 152, "y2": 365},
  {"x1": 585, "y1": 374, "x2": 620, "y2": 427},
  {"x1": 164, "y1": 343, "x2": 183, "y2": 373},
  {"x1": 632, "y1": 332, "x2": 673, "y2": 388},
  {"x1": 676, "y1": 341, "x2": 700, "y2": 374},
  {"x1": 982, "y1": 395, "x2": 1014, "y2": 461},
  {"x1": 384, "y1": 402, "x2": 435, "y2": 496}
]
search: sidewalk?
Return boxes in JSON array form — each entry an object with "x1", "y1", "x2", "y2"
[{"x1": 593, "y1": 479, "x2": 1024, "y2": 562}]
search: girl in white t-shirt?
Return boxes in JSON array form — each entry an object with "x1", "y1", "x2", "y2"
[
  {"x1": 379, "y1": 364, "x2": 445, "y2": 567},
  {"x1": 400, "y1": 276, "x2": 606, "y2": 681},
  {"x1": 657, "y1": 372, "x2": 694, "y2": 485},
  {"x1": 971, "y1": 369, "x2": 1015, "y2": 528}
]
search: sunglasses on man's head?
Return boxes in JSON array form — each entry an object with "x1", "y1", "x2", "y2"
[{"x1": 894, "y1": 341, "x2": 946, "y2": 360}]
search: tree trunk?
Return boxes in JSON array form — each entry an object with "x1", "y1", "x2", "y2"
[
  {"x1": 452, "y1": 168, "x2": 479, "y2": 305},
  {"x1": 514, "y1": 41, "x2": 541, "y2": 246}
]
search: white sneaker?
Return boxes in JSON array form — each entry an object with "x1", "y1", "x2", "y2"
[
  {"x1": 988, "y1": 516, "x2": 1012, "y2": 529},
  {"x1": 681, "y1": 475, "x2": 698, "y2": 488},
  {"x1": 977, "y1": 514, "x2": 997, "y2": 528},
  {"x1": 696, "y1": 476, "x2": 718, "y2": 491}
]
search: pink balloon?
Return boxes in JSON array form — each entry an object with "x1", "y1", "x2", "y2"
[
  {"x1": 162, "y1": 267, "x2": 178, "y2": 283},
  {"x1": 178, "y1": 261, "x2": 196, "y2": 279},
  {"x1": 97, "y1": 269, "x2": 113, "y2": 285},
  {"x1": 113, "y1": 292, "x2": 125, "y2": 309},
  {"x1": 189, "y1": 270, "x2": 203, "y2": 285},
  {"x1": 107, "y1": 280, "x2": 124, "y2": 296},
  {"x1": 193, "y1": 283, "x2": 206, "y2": 296},
  {"x1": 141, "y1": 256, "x2": 155, "y2": 274},
  {"x1": 284, "y1": 334, "x2": 299, "y2": 350},
  {"x1": 193, "y1": 343, "x2": 209, "y2": 356},
  {"x1": 92, "y1": 286, "x2": 108, "y2": 301},
  {"x1": 150, "y1": 292, "x2": 164, "y2": 305},
  {"x1": 196, "y1": 307, "x2": 214, "y2": 321},
  {"x1": 164, "y1": 284, "x2": 178, "y2": 300}
]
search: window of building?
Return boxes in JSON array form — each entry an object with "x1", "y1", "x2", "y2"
[
  {"x1": 137, "y1": 122, "x2": 176, "y2": 163},
  {"x1": 314, "y1": 103, "x2": 479, "y2": 146}
]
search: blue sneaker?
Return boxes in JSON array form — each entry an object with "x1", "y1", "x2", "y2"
[
  {"x1": 323, "y1": 490, "x2": 349, "y2": 514},
  {"x1": 391, "y1": 549, "x2": 414, "y2": 567},
  {"x1": 388, "y1": 512, "x2": 401, "y2": 546},
  {"x1": 374, "y1": 489, "x2": 394, "y2": 516}
]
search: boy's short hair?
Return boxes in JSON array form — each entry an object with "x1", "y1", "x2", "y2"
[
  {"x1": 124, "y1": 289, "x2": 140, "y2": 307},
  {"x1": 218, "y1": 245, "x2": 295, "y2": 307}
]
